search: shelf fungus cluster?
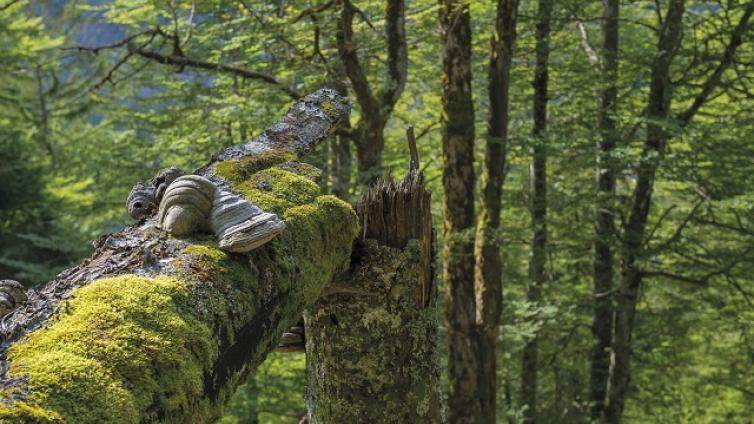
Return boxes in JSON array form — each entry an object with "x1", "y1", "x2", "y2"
[
  {"x1": 139, "y1": 173, "x2": 286, "y2": 253},
  {"x1": 126, "y1": 166, "x2": 185, "y2": 220}
]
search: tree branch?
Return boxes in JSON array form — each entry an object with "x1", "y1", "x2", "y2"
[
  {"x1": 336, "y1": 0, "x2": 381, "y2": 120},
  {"x1": 677, "y1": 3, "x2": 754, "y2": 125},
  {"x1": 575, "y1": 20, "x2": 600, "y2": 68},
  {"x1": 130, "y1": 46, "x2": 301, "y2": 99},
  {"x1": 66, "y1": 29, "x2": 301, "y2": 99},
  {"x1": 378, "y1": 0, "x2": 408, "y2": 111}
]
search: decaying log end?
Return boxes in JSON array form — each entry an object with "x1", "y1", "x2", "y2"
[{"x1": 0, "y1": 89, "x2": 356, "y2": 423}]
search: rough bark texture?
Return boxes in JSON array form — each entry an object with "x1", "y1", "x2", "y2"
[
  {"x1": 590, "y1": 0, "x2": 619, "y2": 420},
  {"x1": 336, "y1": 0, "x2": 407, "y2": 186},
  {"x1": 438, "y1": 1, "x2": 480, "y2": 422},
  {"x1": 521, "y1": 0, "x2": 548, "y2": 421},
  {"x1": 305, "y1": 170, "x2": 442, "y2": 423},
  {"x1": 0, "y1": 90, "x2": 358, "y2": 423},
  {"x1": 474, "y1": 1, "x2": 519, "y2": 423}
]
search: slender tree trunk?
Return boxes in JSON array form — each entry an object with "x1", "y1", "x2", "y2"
[
  {"x1": 605, "y1": 2, "x2": 685, "y2": 422},
  {"x1": 0, "y1": 90, "x2": 358, "y2": 422},
  {"x1": 439, "y1": 1, "x2": 480, "y2": 422},
  {"x1": 474, "y1": 0, "x2": 519, "y2": 422},
  {"x1": 328, "y1": 67, "x2": 353, "y2": 200},
  {"x1": 330, "y1": 130, "x2": 352, "y2": 200},
  {"x1": 354, "y1": 122, "x2": 387, "y2": 186},
  {"x1": 305, "y1": 168, "x2": 442, "y2": 423},
  {"x1": 336, "y1": 0, "x2": 407, "y2": 187},
  {"x1": 521, "y1": 0, "x2": 549, "y2": 421},
  {"x1": 590, "y1": 0, "x2": 619, "y2": 420}
]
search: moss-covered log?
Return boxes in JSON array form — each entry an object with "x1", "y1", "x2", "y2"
[
  {"x1": 304, "y1": 170, "x2": 444, "y2": 423},
  {"x1": 0, "y1": 89, "x2": 357, "y2": 423}
]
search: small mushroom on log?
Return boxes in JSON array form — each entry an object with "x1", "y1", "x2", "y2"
[
  {"x1": 126, "y1": 183, "x2": 158, "y2": 221},
  {"x1": 126, "y1": 166, "x2": 185, "y2": 220},
  {"x1": 157, "y1": 175, "x2": 216, "y2": 236},
  {"x1": 0, "y1": 280, "x2": 26, "y2": 318},
  {"x1": 210, "y1": 191, "x2": 285, "y2": 253},
  {"x1": 275, "y1": 322, "x2": 306, "y2": 352}
]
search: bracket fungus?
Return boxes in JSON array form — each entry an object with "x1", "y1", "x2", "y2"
[
  {"x1": 157, "y1": 175, "x2": 217, "y2": 236},
  {"x1": 154, "y1": 175, "x2": 286, "y2": 253},
  {"x1": 210, "y1": 191, "x2": 285, "y2": 253},
  {"x1": 126, "y1": 166, "x2": 185, "y2": 220}
]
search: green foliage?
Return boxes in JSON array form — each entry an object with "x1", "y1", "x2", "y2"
[{"x1": 1, "y1": 0, "x2": 753, "y2": 422}]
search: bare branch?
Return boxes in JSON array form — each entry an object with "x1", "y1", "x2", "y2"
[
  {"x1": 130, "y1": 46, "x2": 301, "y2": 99},
  {"x1": 575, "y1": 20, "x2": 600, "y2": 67},
  {"x1": 677, "y1": 3, "x2": 754, "y2": 125},
  {"x1": 292, "y1": 0, "x2": 335, "y2": 23},
  {"x1": 66, "y1": 28, "x2": 301, "y2": 99}
]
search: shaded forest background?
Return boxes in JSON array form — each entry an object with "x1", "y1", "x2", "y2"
[{"x1": 1, "y1": 0, "x2": 753, "y2": 422}]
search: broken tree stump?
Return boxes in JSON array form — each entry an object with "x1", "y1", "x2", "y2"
[{"x1": 304, "y1": 165, "x2": 443, "y2": 423}]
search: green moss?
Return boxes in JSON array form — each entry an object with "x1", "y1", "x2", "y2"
[
  {"x1": 278, "y1": 162, "x2": 322, "y2": 182},
  {"x1": 2, "y1": 275, "x2": 218, "y2": 423},
  {"x1": 0, "y1": 400, "x2": 64, "y2": 423},
  {"x1": 281, "y1": 196, "x2": 359, "y2": 303},
  {"x1": 231, "y1": 168, "x2": 321, "y2": 216},
  {"x1": 320, "y1": 100, "x2": 340, "y2": 121},
  {"x1": 182, "y1": 242, "x2": 251, "y2": 287},
  {"x1": 213, "y1": 150, "x2": 296, "y2": 185}
]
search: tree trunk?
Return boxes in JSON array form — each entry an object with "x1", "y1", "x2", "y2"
[
  {"x1": 0, "y1": 90, "x2": 358, "y2": 423},
  {"x1": 331, "y1": 129, "x2": 352, "y2": 200},
  {"x1": 606, "y1": 3, "x2": 685, "y2": 422},
  {"x1": 327, "y1": 66, "x2": 353, "y2": 200},
  {"x1": 475, "y1": 0, "x2": 519, "y2": 422},
  {"x1": 590, "y1": 0, "x2": 619, "y2": 420},
  {"x1": 305, "y1": 168, "x2": 442, "y2": 423},
  {"x1": 521, "y1": 0, "x2": 549, "y2": 421},
  {"x1": 336, "y1": 0, "x2": 407, "y2": 187},
  {"x1": 439, "y1": 1, "x2": 480, "y2": 422},
  {"x1": 354, "y1": 122, "x2": 387, "y2": 187}
]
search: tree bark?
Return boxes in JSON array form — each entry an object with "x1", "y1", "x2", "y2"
[
  {"x1": 0, "y1": 90, "x2": 358, "y2": 423},
  {"x1": 305, "y1": 168, "x2": 442, "y2": 423},
  {"x1": 606, "y1": 2, "x2": 685, "y2": 422},
  {"x1": 521, "y1": 0, "x2": 549, "y2": 421},
  {"x1": 475, "y1": 0, "x2": 519, "y2": 422},
  {"x1": 590, "y1": 0, "x2": 619, "y2": 420},
  {"x1": 439, "y1": 1, "x2": 480, "y2": 422},
  {"x1": 336, "y1": 0, "x2": 407, "y2": 187}
]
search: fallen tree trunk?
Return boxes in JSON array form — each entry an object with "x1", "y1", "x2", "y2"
[
  {"x1": 0, "y1": 89, "x2": 357, "y2": 423},
  {"x1": 304, "y1": 159, "x2": 443, "y2": 423}
]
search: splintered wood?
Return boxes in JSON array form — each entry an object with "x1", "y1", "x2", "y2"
[{"x1": 355, "y1": 169, "x2": 434, "y2": 308}]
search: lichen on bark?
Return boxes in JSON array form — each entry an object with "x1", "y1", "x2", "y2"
[{"x1": 305, "y1": 240, "x2": 443, "y2": 424}]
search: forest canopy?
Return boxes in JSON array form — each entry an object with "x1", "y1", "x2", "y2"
[{"x1": 1, "y1": 0, "x2": 753, "y2": 423}]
